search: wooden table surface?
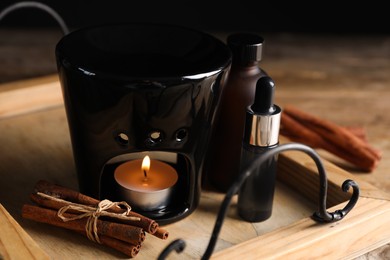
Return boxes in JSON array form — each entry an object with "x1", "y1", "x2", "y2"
[{"x1": 1, "y1": 29, "x2": 390, "y2": 259}]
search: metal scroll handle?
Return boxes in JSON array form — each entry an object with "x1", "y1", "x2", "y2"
[
  {"x1": 0, "y1": 1, "x2": 69, "y2": 35},
  {"x1": 158, "y1": 142, "x2": 360, "y2": 260}
]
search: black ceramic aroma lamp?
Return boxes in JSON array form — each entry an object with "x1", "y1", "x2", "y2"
[{"x1": 55, "y1": 23, "x2": 231, "y2": 224}]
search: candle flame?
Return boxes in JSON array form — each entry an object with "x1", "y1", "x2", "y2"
[
  {"x1": 142, "y1": 156, "x2": 150, "y2": 171},
  {"x1": 142, "y1": 155, "x2": 151, "y2": 180}
]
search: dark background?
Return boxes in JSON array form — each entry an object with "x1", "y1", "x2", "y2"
[{"x1": 0, "y1": 1, "x2": 389, "y2": 34}]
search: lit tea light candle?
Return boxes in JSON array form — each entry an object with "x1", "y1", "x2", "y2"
[{"x1": 114, "y1": 155, "x2": 178, "y2": 211}]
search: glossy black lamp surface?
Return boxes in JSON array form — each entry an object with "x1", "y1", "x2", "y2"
[{"x1": 56, "y1": 23, "x2": 231, "y2": 224}]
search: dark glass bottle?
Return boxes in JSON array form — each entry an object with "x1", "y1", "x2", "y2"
[
  {"x1": 237, "y1": 76, "x2": 281, "y2": 222},
  {"x1": 207, "y1": 33, "x2": 267, "y2": 192}
]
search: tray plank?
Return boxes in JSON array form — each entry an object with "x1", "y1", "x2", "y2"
[
  {"x1": 0, "y1": 74, "x2": 62, "y2": 119},
  {"x1": 0, "y1": 203, "x2": 49, "y2": 260},
  {"x1": 212, "y1": 197, "x2": 390, "y2": 259},
  {"x1": 1, "y1": 75, "x2": 389, "y2": 259}
]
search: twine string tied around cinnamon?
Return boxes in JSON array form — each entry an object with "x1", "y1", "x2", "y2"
[{"x1": 36, "y1": 192, "x2": 140, "y2": 244}]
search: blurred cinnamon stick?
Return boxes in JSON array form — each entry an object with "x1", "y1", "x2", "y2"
[
  {"x1": 280, "y1": 105, "x2": 381, "y2": 172},
  {"x1": 343, "y1": 126, "x2": 367, "y2": 142}
]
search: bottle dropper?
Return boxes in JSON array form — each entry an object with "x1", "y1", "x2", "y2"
[{"x1": 237, "y1": 76, "x2": 282, "y2": 222}]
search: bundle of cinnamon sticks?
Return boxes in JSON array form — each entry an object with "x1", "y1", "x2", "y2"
[
  {"x1": 22, "y1": 180, "x2": 169, "y2": 258},
  {"x1": 280, "y1": 105, "x2": 382, "y2": 172}
]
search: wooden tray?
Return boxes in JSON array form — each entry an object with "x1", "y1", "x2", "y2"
[{"x1": 1, "y1": 75, "x2": 390, "y2": 259}]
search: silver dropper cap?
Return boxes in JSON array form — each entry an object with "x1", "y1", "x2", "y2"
[
  {"x1": 244, "y1": 106, "x2": 281, "y2": 147},
  {"x1": 243, "y1": 76, "x2": 281, "y2": 147}
]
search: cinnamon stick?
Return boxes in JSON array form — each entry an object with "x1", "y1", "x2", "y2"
[
  {"x1": 343, "y1": 126, "x2": 367, "y2": 142},
  {"x1": 121, "y1": 211, "x2": 159, "y2": 235},
  {"x1": 74, "y1": 230, "x2": 141, "y2": 258},
  {"x1": 22, "y1": 204, "x2": 145, "y2": 245},
  {"x1": 280, "y1": 123, "x2": 367, "y2": 144},
  {"x1": 284, "y1": 105, "x2": 382, "y2": 161},
  {"x1": 281, "y1": 112, "x2": 370, "y2": 166},
  {"x1": 153, "y1": 228, "x2": 169, "y2": 240},
  {"x1": 291, "y1": 106, "x2": 381, "y2": 158},
  {"x1": 34, "y1": 180, "x2": 98, "y2": 206},
  {"x1": 280, "y1": 112, "x2": 324, "y2": 147},
  {"x1": 34, "y1": 180, "x2": 159, "y2": 234},
  {"x1": 29, "y1": 193, "x2": 141, "y2": 224},
  {"x1": 281, "y1": 105, "x2": 382, "y2": 171}
]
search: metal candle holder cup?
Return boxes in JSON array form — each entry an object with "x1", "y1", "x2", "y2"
[{"x1": 114, "y1": 157, "x2": 178, "y2": 211}]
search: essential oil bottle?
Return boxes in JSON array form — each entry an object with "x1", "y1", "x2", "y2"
[
  {"x1": 237, "y1": 76, "x2": 281, "y2": 222},
  {"x1": 207, "y1": 33, "x2": 267, "y2": 192}
]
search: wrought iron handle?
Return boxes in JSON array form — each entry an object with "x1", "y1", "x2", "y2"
[
  {"x1": 0, "y1": 1, "x2": 69, "y2": 35},
  {"x1": 158, "y1": 143, "x2": 360, "y2": 260},
  {"x1": 312, "y1": 179, "x2": 359, "y2": 222},
  {"x1": 157, "y1": 239, "x2": 186, "y2": 260}
]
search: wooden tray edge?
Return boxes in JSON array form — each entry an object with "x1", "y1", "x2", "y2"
[
  {"x1": 0, "y1": 74, "x2": 62, "y2": 120},
  {"x1": 0, "y1": 203, "x2": 50, "y2": 260},
  {"x1": 212, "y1": 196, "x2": 390, "y2": 259}
]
